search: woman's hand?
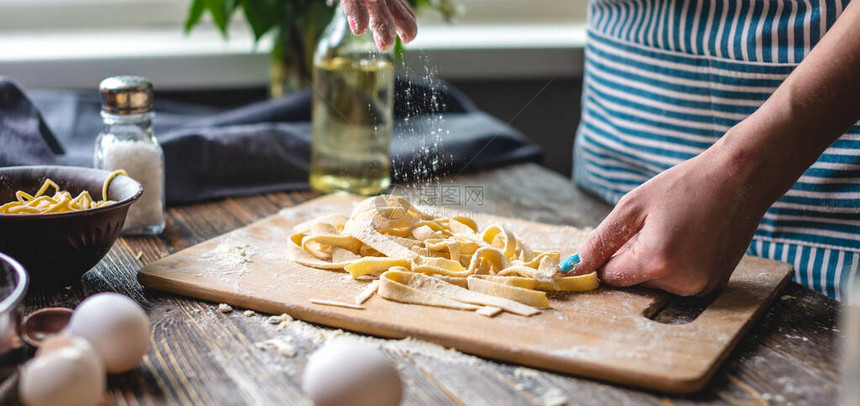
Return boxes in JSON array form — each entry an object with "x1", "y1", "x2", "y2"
[
  {"x1": 571, "y1": 0, "x2": 860, "y2": 296},
  {"x1": 572, "y1": 134, "x2": 771, "y2": 296},
  {"x1": 342, "y1": 0, "x2": 417, "y2": 51}
]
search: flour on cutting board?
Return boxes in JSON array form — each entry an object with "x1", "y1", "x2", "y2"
[
  {"x1": 204, "y1": 239, "x2": 255, "y2": 269},
  {"x1": 198, "y1": 233, "x2": 257, "y2": 286}
]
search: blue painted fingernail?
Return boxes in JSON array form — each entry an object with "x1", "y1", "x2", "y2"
[{"x1": 559, "y1": 253, "x2": 581, "y2": 273}]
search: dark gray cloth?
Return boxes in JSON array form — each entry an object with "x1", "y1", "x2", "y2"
[{"x1": 0, "y1": 77, "x2": 541, "y2": 203}]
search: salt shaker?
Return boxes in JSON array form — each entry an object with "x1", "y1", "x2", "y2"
[{"x1": 93, "y1": 76, "x2": 165, "y2": 235}]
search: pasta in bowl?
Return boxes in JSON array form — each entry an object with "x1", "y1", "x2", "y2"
[{"x1": 0, "y1": 166, "x2": 142, "y2": 288}]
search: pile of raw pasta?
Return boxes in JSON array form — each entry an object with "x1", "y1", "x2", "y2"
[
  {"x1": 0, "y1": 170, "x2": 126, "y2": 215},
  {"x1": 289, "y1": 195, "x2": 599, "y2": 317}
]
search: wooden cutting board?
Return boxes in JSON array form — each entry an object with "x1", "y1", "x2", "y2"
[{"x1": 138, "y1": 193, "x2": 793, "y2": 393}]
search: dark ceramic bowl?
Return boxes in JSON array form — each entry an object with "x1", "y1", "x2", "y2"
[{"x1": 0, "y1": 166, "x2": 142, "y2": 288}]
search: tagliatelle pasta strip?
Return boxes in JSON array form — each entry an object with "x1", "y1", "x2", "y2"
[
  {"x1": 355, "y1": 280, "x2": 380, "y2": 305},
  {"x1": 345, "y1": 257, "x2": 411, "y2": 279},
  {"x1": 378, "y1": 268, "x2": 482, "y2": 311},
  {"x1": 309, "y1": 299, "x2": 365, "y2": 310},
  {"x1": 379, "y1": 269, "x2": 540, "y2": 316},
  {"x1": 476, "y1": 306, "x2": 503, "y2": 318},
  {"x1": 468, "y1": 275, "x2": 539, "y2": 289},
  {"x1": 289, "y1": 195, "x2": 599, "y2": 317},
  {"x1": 0, "y1": 169, "x2": 128, "y2": 215},
  {"x1": 467, "y1": 276, "x2": 550, "y2": 309},
  {"x1": 536, "y1": 272, "x2": 601, "y2": 292}
]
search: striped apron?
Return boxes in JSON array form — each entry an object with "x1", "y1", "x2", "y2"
[{"x1": 574, "y1": 0, "x2": 859, "y2": 299}]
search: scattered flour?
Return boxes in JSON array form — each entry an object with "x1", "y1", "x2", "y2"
[
  {"x1": 550, "y1": 346, "x2": 601, "y2": 360},
  {"x1": 203, "y1": 238, "x2": 256, "y2": 274},
  {"x1": 255, "y1": 337, "x2": 297, "y2": 358},
  {"x1": 267, "y1": 313, "x2": 293, "y2": 325},
  {"x1": 514, "y1": 367, "x2": 542, "y2": 380},
  {"x1": 541, "y1": 390, "x2": 568, "y2": 406},
  {"x1": 266, "y1": 315, "x2": 483, "y2": 366}
]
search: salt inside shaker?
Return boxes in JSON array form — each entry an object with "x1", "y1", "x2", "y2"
[{"x1": 93, "y1": 76, "x2": 165, "y2": 235}]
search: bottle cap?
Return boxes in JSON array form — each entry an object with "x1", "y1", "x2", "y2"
[{"x1": 99, "y1": 76, "x2": 153, "y2": 115}]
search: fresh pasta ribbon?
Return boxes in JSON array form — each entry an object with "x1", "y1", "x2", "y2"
[
  {"x1": 0, "y1": 170, "x2": 128, "y2": 215},
  {"x1": 466, "y1": 276, "x2": 550, "y2": 309},
  {"x1": 379, "y1": 268, "x2": 540, "y2": 316},
  {"x1": 288, "y1": 195, "x2": 600, "y2": 317},
  {"x1": 536, "y1": 273, "x2": 600, "y2": 292}
]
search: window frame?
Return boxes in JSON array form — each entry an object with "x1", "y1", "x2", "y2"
[
  {"x1": 0, "y1": 0, "x2": 588, "y2": 90},
  {"x1": 0, "y1": 0, "x2": 191, "y2": 30},
  {"x1": 0, "y1": 0, "x2": 587, "y2": 31}
]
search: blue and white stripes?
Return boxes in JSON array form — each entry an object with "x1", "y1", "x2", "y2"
[
  {"x1": 575, "y1": 0, "x2": 859, "y2": 299},
  {"x1": 589, "y1": 0, "x2": 846, "y2": 63}
]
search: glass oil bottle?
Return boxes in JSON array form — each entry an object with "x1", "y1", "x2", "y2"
[{"x1": 309, "y1": 5, "x2": 395, "y2": 195}]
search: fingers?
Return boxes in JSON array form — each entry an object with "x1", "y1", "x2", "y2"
[
  {"x1": 342, "y1": 0, "x2": 369, "y2": 35},
  {"x1": 387, "y1": 0, "x2": 418, "y2": 43},
  {"x1": 572, "y1": 198, "x2": 643, "y2": 275},
  {"x1": 599, "y1": 241, "x2": 655, "y2": 287},
  {"x1": 365, "y1": 0, "x2": 397, "y2": 51},
  {"x1": 642, "y1": 275, "x2": 710, "y2": 297},
  {"x1": 345, "y1": 0, "x2": 417, "y2": 50}
]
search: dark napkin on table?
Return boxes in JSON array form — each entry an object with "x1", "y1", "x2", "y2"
[{"x1": 0, "y1": 77, "x2": 541, "y2": 204}]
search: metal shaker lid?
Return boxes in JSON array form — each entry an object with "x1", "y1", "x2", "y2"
[{"x1": 99, "y1": 76, "x2": 153, "y2": 115}]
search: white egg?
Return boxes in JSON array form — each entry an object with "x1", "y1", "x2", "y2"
[
  {"x1": 302, "y1": 341, "x2": 402, "y2": 406},
  {"x1": 19, "y1": 335, "x2": 105, "y2": 406},
  {"x1": 66, "y1": 292, "x2": 150, "y2": 373}
]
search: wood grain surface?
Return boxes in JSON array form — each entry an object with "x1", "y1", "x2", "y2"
[{"x1": 21, "y1": 164, "x2": 841, "y2": 405}]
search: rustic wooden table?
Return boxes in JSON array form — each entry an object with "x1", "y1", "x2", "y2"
[{"x1": 23, "y1": 163, "x2": 840, "y2": 405}]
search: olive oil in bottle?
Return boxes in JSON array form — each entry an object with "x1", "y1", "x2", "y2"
[{"x1": 310, "y1": 5, "x2": 395, "y2": 195}]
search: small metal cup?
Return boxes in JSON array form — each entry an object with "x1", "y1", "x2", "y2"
[{"x1": 0, "y1": 253, "x2": 28, "y2": 375}]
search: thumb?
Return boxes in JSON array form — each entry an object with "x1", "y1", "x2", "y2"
[{"x1": 570, "y1": 202, "x2": 642, "y2": 275}]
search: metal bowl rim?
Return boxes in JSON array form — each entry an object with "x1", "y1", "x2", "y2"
[
  {"x1": 0, "y1": 165, "x2": 144, "y2": 219},
  {"x1": 0, "y1": 252, "x2": 29, "y2": 315}
]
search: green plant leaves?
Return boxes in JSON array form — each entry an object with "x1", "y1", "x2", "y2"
[
  {"x1": 303, "y1": 1, "x2": 336, "y2": 69},
  {"x1": 184, "y1": 0, "x2": 457, "y2": 65},
  {"x1": 394, "y1": 37, "x2": 405, "y2": 62},
  {"x1": 242, "y1": 0, "x2": 279, "y2": 41},
  {"x1": 183, "y1": 0, "x2": 206, "y2": 33},
  {"x1": 185, "y1": 0, "x2": 240, "y2": 37},
  {"x1": 207, "y1": 0, "x2": 238, "y2": 36}
]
